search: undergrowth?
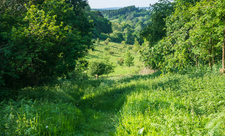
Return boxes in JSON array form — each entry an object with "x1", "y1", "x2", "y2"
[{"x1": 1, "y1": 62, "x2": 225, "y2": 135}]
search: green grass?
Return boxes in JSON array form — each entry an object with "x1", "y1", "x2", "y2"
[
  {"x1": 86, "y1": 41, "x2": 143, "y2": 76},
  {"x1": 1, "y1": 42, "x2": 225, "y2": 135}
]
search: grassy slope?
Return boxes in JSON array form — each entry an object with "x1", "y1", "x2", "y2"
[
  {"x1": 86, "y1": 41, "x2": 143, "y2": 76},
  {"x1": 1, "y1": 42, "x2": 225, "y2": 135}
]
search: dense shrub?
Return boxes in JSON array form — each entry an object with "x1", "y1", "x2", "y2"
[
  {"x1": 96, "y1": 38, "x2": 100, "y2": 43},
  {"x1": 117, "y1": 57, "x2": 124, "y2": 66},
  {"x1": 69, "y1": 59, "x2": 89, "y2": 81},
  {"x1": 104, "y1": 47, "x2": 110, "y2": 51},
  {"x1": 104, "y1": 38, "x2": 110, "y2": 45},
  {"x1": 99, "y1": 33, "x2": 108, "y2": 40},
  {"x1": 121, "y1": 41, "x2": 127, "y2": 48},
  {"x1": 124, "y1": 51, "x2": 134, "y2": 67},
  {"x1": 127, "y1": 46, "x2": 133, "y2": 50},
  {"x1": 109, "y1": 32, "x2": 124, "y2": 43},
  {"x1": 0, "y1": 0, "x2": 93, "y2": 92},
  {"x1": 88, "y1": 61, "x2": 114, "y2": 76},
  {"x1": 109, "y1": 50, "x2": 114, "y2": 55}
]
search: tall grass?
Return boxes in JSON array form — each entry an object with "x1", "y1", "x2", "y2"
[
  {"x1": 0, "y1": 99, "x2": 84, "y2": 135},
  {"x1": 115, "y1": 65, "x2": 225, "y2": 135},
  {"x1": 1, "y1": 41, "x2": 225, "y2": 136}
]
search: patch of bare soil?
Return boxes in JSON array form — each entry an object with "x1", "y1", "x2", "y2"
[{"x1": 139, "y1": 68, "x2": 156, "y2": 75}]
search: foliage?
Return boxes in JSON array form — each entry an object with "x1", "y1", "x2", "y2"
[
  {"x1": 88, "y1": 61, "x2": 114, "y2": 76},
  {"x1": 140, "y1": 0, "x2": 225, "y2": 72},
  {"x1": 140, "y1": 0, "x2": 174, "y2": 46},
  {"x1": 96, "y1": 38, "x2": 100, "y2": 43},
  {"x1": 109, "y1": 31, "x2": 124, "y2": 43},
  {"x1": 86, "y1": 40, "x2": 143, "y2": 76},
  {"x1": 0, "y1": 0, "x2": 93, "y2": 91},
  {"x1": 117, "y1": 57, "x2": 124, "y2": 66},
  {"x1": 1, "y1": 99, "x2": 85, "y2": 135},
  {"x1": 87, "y1": 10, "x2": 112, "y2": 38},
  {"x1": 133, "y1": 38, "x2": 141, "y2": 52},
  {"x1": 1, "y1": 64, "x2": 225, "y2": 135},
  {"x1": 127, "y1": 46, "x2": 133, "y2": 50},
  {"x1": 124, "y1": 26, "x2": 135, "y2": 44},
  {"x1": 109, "y1": 50, "x2": 114, "y2": 55},
  {"x1": 104, "y1": 47, "x2": 110, "y2": 51},
  {"x1": 99, "y1": 33, "x2": 108, "y2": 40},
  {"x1": 121, "y1": 41, "x2": 127, "y2": 48},
  {"x1": 69, "y1": 58, "x2": 89, "y2": 81},
  {"x1": 99, "y1": 6, "x2": 150, "y2": 44},
  {"x1": 104, "y1": 37, "x2": 110, "y2": 45},
  {"x1": 124, "y1": 51, "x2": 134, "y2": 67}
]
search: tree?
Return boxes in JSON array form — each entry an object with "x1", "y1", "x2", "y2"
[
  {"x1": 124, "y1": 51, "x2": 134, "y2": 67},
  {"x1": 124, "y1": 27, "x2": 135, "y2": 44},
  {"x1": 133, "y1": 38, "x2": 141, "y2": 52},
  {"x1": 0, "y1": 0, "x2": 93, "y2": 90},
  {"x1": 140, "y1": 0, "x2": 174, "y2": 47}
]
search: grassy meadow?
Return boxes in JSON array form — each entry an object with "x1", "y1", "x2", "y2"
[
  {"x1": 86, "y1": 41, "x2": 144, "y2": 76},
  {"x1": 1, "y1": 41, "x2": 225, "y2": 135}
]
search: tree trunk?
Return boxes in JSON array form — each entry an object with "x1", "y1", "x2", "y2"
[
  {"x1": 212, "y1": 46, "x2": 214, "y2": 65},
  {"x1": 209, "y1": 37, "x2": 212, "y2": 70},
  {"x1": 223, "y1": 29, "x2": 225, "y2": 70},
  {"x1": 196, "y1": 56, "x2": 198, "y2": 67}
]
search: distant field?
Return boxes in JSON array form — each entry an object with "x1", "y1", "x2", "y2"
[{"x1": 85, "y1": 41, "x2": 145, "y2": 76}]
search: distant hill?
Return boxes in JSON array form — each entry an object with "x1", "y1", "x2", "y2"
[
  {"x1": 91, "y1": 5, "x2": 151, "y2": 45},
  {"x1": 92, "y1": 7, "x2": 122, "y2": 11},
  {"x1": 92, "y1": 7, "x2": 149, "y2": 11}
]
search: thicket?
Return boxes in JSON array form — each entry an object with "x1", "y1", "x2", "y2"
[
  {"x1": 0, "y1": 0, "x2": 93, "y2": 95},
  {"x1": 88, "y1": 61, "x2": 114, "y2": 76},
  {"x1": 140, "y1": 0, "x2": 225, "y2": 72}
]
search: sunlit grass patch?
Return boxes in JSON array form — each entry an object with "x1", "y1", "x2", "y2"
[
  {"x1": 116, "y1": 72, "x2": 225, "y2": 135},
  {"x1": 0, "y1": 99, "x2": 85, "y2": 135}
]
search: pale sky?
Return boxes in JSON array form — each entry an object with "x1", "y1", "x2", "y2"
[{"x1": 87, "y1": 0, "x2": 158, "y2": 9}]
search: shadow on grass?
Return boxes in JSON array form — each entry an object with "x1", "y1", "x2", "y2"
[{"x1": 86, "y1": 54, "x2": 99, "y2": 59}]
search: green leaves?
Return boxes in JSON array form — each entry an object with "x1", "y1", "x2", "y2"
[
  {"x1": 0, "y1": 0, "x2": 93, "y2": 90},
  {"x1": 141, "y1": 0, "x2": 225, "y2": 72}
]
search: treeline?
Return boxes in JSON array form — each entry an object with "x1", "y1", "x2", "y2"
[
  {"x1": 100, "y1": 5, "x2": 150, "y2": 20},
  {"x1": 140, "y1": 0, "x2": 225, "y2": 72},
  {"x1": 93, "y1": 5, "x2": 151, "y2": 45},
  {"x1": 84, "y1": 5, "x2": 112, "y2": 38},
  {"x1": 0, "y1": 0, "x2": 93, "y2": 92}
]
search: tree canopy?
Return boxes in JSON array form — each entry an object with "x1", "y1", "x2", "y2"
[
  {"x1": 0, "y1": 0, "x2": 93, "y2": 89},
  {"x1": 140, "y1": 0, "x2": 225, "y2": 72}
]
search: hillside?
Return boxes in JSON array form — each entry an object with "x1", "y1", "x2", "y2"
[
  {"x1": 85, "y1": 41, "x2": 145, "y2": 76},
  {"x1": 2, "y1": 0, "x2": 225, "y2": 135},
  {"x1": 1, "y1": 41, "x2": 225, "y2": 135},
  {"x1": 100, "y1": 5, "x2": 150, "y2": 31}
]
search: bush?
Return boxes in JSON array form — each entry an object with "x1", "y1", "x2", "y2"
[
  {"x1": 104, "y1": 38, "x2": 110, "y2": 45},
  {"x1": 127, "y1": 46, "x2": 133, "y2": 50},
  {"x1": 99, "y1": 33, "x2": 108, "y2": 40},
  {"x1": 121, "y1": 41, "x2": 127, "y2": 48},
  {"x1": 109, "y1": 50, "x2": 114, "y2": 55},
  {"x1": 104, "y1": 47, "x2": 110, "y2": 51},
  {"x1": 117, "y1": 57, "x2": 124, "y2": 66},
  {"x1": 88, "y1": 61, "x2": 114, "y2": 76},
  {"x1": 96, "y1": 38, "x2": 100, "y2": 43},
  {"x1": 124, "y1": 51, "x2": 134, "y2": 67},
  {"x1": 133, "y1": 38, "x2": 141, "y2": 52}
]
